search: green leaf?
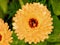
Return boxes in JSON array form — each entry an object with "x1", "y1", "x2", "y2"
[
  {"x1": 50, "y1": 0, "x2": 60, "y2": 15},
  {"x1": 40, "y1": 0, "x2": 46, "y2": 4},
  {"x1": 8, "y1": 0, "x2": 20, "y2": 20},
  {"x1": 18, "y1": 0, "x2": 24, "y2": 7},
  {"x1": 0, "y1": 0, "x2": 8, "y2": 13},
  {"x1": 17, "y1": 40, "x2": 27, "y2": 45},
  {"x1": 31, "y1": 41, "x2": 47, "y2": 45},
  {"x1": 10, "y1": 31, "x2": 18, "y2": 45},
  {"x1": 55, "y1": 43, "x2": 60, "y2": 45},
  {"x1": 47, "y1": 15, "x2": 60, "y2": 42},
  {"x1": 0, "y1": 7, "x2": 4, "y2": 18},
  {"x1": 37, "y1": 41, "x2": 47, "y2": 45}
]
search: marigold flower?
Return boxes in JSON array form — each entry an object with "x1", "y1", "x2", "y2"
[
  {"x1": 0, "y1": 19, "x2": 13, "y2": 45},
  {"x1": 13, "y1": 3, "x2": 53, "y2": 44}
]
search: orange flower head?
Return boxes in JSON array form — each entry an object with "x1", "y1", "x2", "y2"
[
  {"x1": 0, "y1": 19, "x2": 13, "y2": 45},
  {"x1": 13, "y1": 3, "x2": 53, "y2": 44}
]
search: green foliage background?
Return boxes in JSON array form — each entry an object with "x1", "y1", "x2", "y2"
[{"x1": 0, "y1": 0, "x2": 60, "y2": 45}]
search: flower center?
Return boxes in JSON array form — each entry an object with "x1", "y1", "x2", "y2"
[
  {"x1": 29, "y1": 18, "x2": 38, "y2": 28},
  {"x1": 0, "y1": 34, "x2": 2, "y2": 41}
]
